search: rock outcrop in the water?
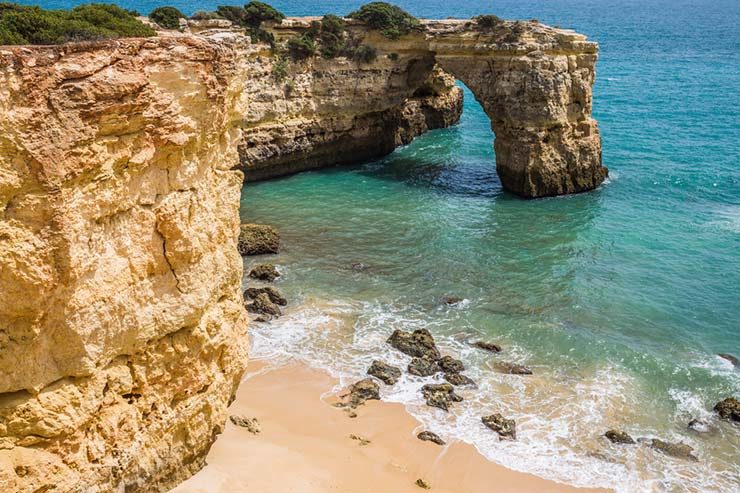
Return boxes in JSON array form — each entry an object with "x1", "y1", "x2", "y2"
[
  {"x1": 238, "y1": 224, "x2": 281, "y2": 255},
  {"x1": 0, "y1": 37, "x2": 249, "y2": 492},
  {"x1": 714, "y1": 397, "x2": 740, "y2": 422}
]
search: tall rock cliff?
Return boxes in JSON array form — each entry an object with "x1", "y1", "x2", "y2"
[{"x1": 0, "y1": 37, "x2": 249, "y2": 492}]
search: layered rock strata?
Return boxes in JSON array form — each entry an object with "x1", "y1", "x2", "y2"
[{"x1": 0, "y1": 37, "x2": 249, "y2": 492}]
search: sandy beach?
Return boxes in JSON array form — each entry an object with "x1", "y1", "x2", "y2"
[{"x1": 173, "y1": 362, "x2": 611, "y2": 493}]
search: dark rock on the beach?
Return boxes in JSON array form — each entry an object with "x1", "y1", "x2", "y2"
[
  {"x1": 408, "y1": 357, "x2": 441, "y2": 377},
  {"x1": 417, "y1": 431, "x2": 445, "y2": 445},
  {"x1": 421, "y1": 383, "x2": 462, "y2": 411},
  {"x1": 238, "y1": 223, "x2": 280, "y2": 256},
  {"x1": 249, "y1": 263, "x2": 280, "y2": 282},
  {"x1": 494, "y1": 361, "x2": 533, "y2": 375},
  {"x1": 367, "y1": 360, "x2": 402, "y2": 385},
  {"x1": 415, "y1": 478, "x2": 431, "y2": 489},
  {"x1": 244, "y1": 286, "x2": 287, "y2": 306},
  {"x1": 387, "y1": 329, "x2": 441, "y2": 360},
  {"x1": 229, "y1": 415, "x2": 261, "y2": 434},
  {"x1": 649, "y1": 439, "x2": 698, "y2": 461},
  {"x1": 688, "y1": 418, "x2": 712, "y2": 433},
  {"x1": 471, "y1": 341, "x2": 502, "y2": 353},
  {"x1": 349, "y1": 434, "x2": 371, "y2": 446},
  {"x1": 438, "y1": 355, "x2": 465, "y2": 374},
  {"x1": 347, "y1": 378, "x2": 381, "y2": 408},
  {"x1": 247, "y1": 292, "x2": 281, "y2": 317},
  {"x1": 713, "y1": 397, "x2": 740, "y2": 422},
  {"x1": 254, "y1": 315, "x2": 271, "y2": 322},
  {"x1": 443, "y1": 373, "x2": 476, "y2": 387},
  {"x1": 440, "y1": 295, "x2": 463, "y2": 305},
  {"x1": 482, "y1": 413, "x2": 516, "y2": 440},
  {"x1": 351, "y1": 262, "x2": 369, "y2": 272},
  {"x1": 718, "y1": 353, "x2": 739, "y2": 366},
  {"x1": 604, "y1": 429, "x2": 635, "y2": 444}
]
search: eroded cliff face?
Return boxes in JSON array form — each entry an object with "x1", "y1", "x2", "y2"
[
  {"x1": 0, "y1": 37, "x2": 249, "y2": 492},
  {"x1": 236, "y1": 21, "x2": 463, "y2": 181},
  {"x1": 0, "y1": 15, "x2": 604, "y2": 493}
]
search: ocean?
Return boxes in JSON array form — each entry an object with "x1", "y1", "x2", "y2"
[{"x1": 26, "y1": 0, "x2": 740, "y2": 491}]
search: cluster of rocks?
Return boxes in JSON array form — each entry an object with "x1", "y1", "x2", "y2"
[
  {"x1": 342, "y1": 327, "x2": 527, "y2": 443},
  {"x1": 603, "y1": 396, "x2": 739, "y2": 462},
  {"x1": 238, "y1": 223, "x2": 290, "y2": 321}
]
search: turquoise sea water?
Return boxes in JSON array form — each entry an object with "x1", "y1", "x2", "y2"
[{"x1": 29, "y1": 0, "x2": 740, "y2": 490}]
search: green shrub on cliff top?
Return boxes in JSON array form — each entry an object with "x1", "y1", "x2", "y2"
[
  {"x1": 0, "y1": 3, "x2": 155, "y2": 45},
  {"x1": 348, "y1": 2, "x2": 420, "y2": 40},
  {"x1": 149, "y1": 6, "x2": 184, "y2": 30},
  {"x1": 242, "y1": 1, "x2": 284, "y2": 27},
  {"x1": 474, "y1": 14, "x2": 502, "y2": 29},
  {"x1": 216, "y1": 2, "x2": 283, "y2": 46},
  {"x1": 318, "y1": 14, "x2": 346, "y2": 58}
]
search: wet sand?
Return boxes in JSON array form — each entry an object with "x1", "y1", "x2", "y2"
[{"x1": 173, "y1": 361, "x2": 612, "y2": 493}]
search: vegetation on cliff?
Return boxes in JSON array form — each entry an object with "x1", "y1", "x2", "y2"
[
  {"x1": 0, "y1": 3, "x2": 154, "y2": 45},
  {"x1": 474, "y1": 14, "x2": 502, "y2": 29},
  {"x1": 149, "y1": 6, "x2": 184, "y2": 29},
  {"x1": 216, "y1": 1, "x2": 285, "y2": 45},
  {"x1": 348, "y1": 2, "x2": 420, "y2": 40}
]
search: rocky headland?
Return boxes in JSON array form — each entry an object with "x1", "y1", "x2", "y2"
[{"x1": 0, "y1": 8, "x2": 606, "y2": 492}]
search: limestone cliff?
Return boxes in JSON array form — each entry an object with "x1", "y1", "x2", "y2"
[
  {"x1": 0, "y1": 37, "x2": 249, "y2": 492},
  {"x1": 0, "y1": 15, "x2": 604, "y2": 493}
]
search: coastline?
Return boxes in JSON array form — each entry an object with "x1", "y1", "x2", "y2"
[{"x1": 173, "y1": 361, "x2": 611, "y2": 493}]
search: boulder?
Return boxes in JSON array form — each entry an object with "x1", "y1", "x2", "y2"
[
  {"x1": 421, "y1": 383, "x2": 462, "y2": 411},
  {"x1": 604, "y1": 429, "x2": 634, "y2": 444},
  {"x1": 649, "y1": 439, "x2": 698, "y2": 461},
  {"x1": 244, "y1": 286, "x2": 287, "y2": 306},
  {"x1": 713, "y1": 397, "x2": 740, "y2": 422},
  {"x1": 408, "y1": 357, "x2": 441, "y2": 377},
  {"x1": 471, "y1": 341, "x2": 502, "y2": 353},
  {"x1": 438, "y1": 355, "x2": 464, "y2": 374},
  {"x1": 249, "y1": 263, "x2": 280, "y2": 282},
  {"x1": 347, "y1": 378, "x2": 381, "y2": 408},
  {"x1": 387, "y1": 329, "x2": 441, "y2": 360},
  {"x1": 246, "y1": 292, "x2": 281, "y2": 316},
  {"x1": 718, "y1": 353, "x2": 739, "y2": 366},
  {"x1": 417, "y1": 431, "x2": 445, "y2": 445},
  {"x1": 687, "y1": 418, "x2": 711, "y2": 433},
  {"x1": 494, "y1": 361, "x2": 532, "y2": 375},
  {"x1": 238, "y1": 223, "x2": 280, "y2": 255},
  {"x1": 367, "y1": 360, "x2": 402, "y2": 385},
  {"x1": 482, "y1": 413, "x2": 516, "y2": 440},
  {"x1": 415, "y1": 478, "x2": 431, "y2": 489},
  {"x1": 351, "y1": 262, "x2": 369, "y2": 272},
  {"x1": 229, "y1": 416, "x2": 261, "y2": 434},
  {"x1": 443, "y1": 373, "x2": 475, "y2": 387},
  {"x1": 440, "y1": 295, "x2": 463, "y2": 305}
]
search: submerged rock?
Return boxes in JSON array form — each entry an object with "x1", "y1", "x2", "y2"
[
  {"x1": 244, "y1": 286, "x2": 287, "y2": 306},
  {"x1": 238, "y1": 223, "x2": 280, "y2": 255},
  {"x1": 417, "y1": 431, "x2": 445, "y2": 445},
  {"x1": 471, "y1": 341, "x2": 502, "y2": 353},
  {"x1": 387, "y1": 329, "x2": 441, "y2": 360},
  {"x1": 246, "y1": 292, "x2": 281, "y2": 317},
  {"x1": 482, "y1": 413, "x2": 516, "y2": 440},
  {"x1": 649, "y1": 439, "x2": 698, "y2": 461},
  {"x1": 438, "y1": 355, "x2": 465, "y2": 374},
  {"x1": 249, "y1": 263, "x2": 280, "y2": 282},
  {"x1": 408, "y1": 357, "x2": 441, "y2": 377},
  {"x1": 367, "y1": 360, "x2": 402, "y2": 385},
  {"x1": 421, "y1": 383, "x2": 462, "y2": 411},
  {"x1": 351, "y1": 262, "x2": 369, "y2": 272},
  {"x1": 443, "y1": 373, "x2": 475, "y2": 387},
  {"x1": 347, "y1": 378, "x2": 381, "y2": 408},
  {"x1": 440, "y1": 295, "x2": 463, "y2": 305},
  {"x1": 604, "y1": 429, "x2": 635, "y2": 444},
  {"x1": 229, "y1": 415, "x2": 261, "y2": 434},
  {"x1": 494, "y1": 361, "x2": 532, "y2": 375},
  {"x1": 713, "y1": 397, "x2": 740, "y2": 422},
  {"x1": 687, "y1": 418, "x2": 712, "y2": 433},
  {"x1": 718, "y1": 353, "x2": 739, "y2": 366}
]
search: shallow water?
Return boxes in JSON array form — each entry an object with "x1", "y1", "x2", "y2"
[{"x1": 29, "y1": 0, "x2": 740, "y2": 490}]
